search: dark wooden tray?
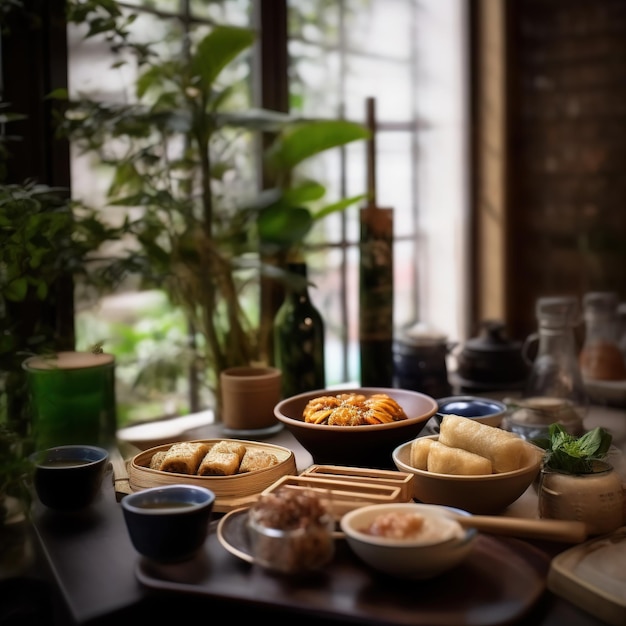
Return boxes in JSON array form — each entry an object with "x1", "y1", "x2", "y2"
[{"x1": 136, "y1": 509, "x2": 550, "y2": 626}]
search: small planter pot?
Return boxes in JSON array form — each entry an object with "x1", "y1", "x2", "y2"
[
  {"x1": 219, "y1": 366, "x2": 283, "y2": 437},
  {"x1": 538, "y1": 460, "x2": 624, "y2": 536}
]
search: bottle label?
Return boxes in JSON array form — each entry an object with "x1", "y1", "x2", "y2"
[{"x1": 359, "y1": 206, "x2": 394, "y2": 386}]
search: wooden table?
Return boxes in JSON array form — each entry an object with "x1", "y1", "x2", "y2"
[{"x1": 21, "y1": 404, "x2": 626, "y2": 625}]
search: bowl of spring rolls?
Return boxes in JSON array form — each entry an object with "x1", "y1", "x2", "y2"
[
  {"x1": 393, "y1": 414, "x2": 544, "y2": 514},
  {"x1": 274, "y1": 387, "x2": 438, "y2": 469}
]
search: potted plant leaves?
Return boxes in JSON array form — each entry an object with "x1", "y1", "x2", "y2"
[
  {"x1": 57, "y1": 6, "x2": 368, "y2": 417},
  {"x1": 0, "y1": 423, "x2": 35, "y2": 576},
  {"x1": 534, "y1": 423, "x2": 624, "y2": 535}
]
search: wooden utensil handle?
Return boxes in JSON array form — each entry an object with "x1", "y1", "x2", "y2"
[{"x1": 457, "y1": 516, "x2": 588, "y2": 543}]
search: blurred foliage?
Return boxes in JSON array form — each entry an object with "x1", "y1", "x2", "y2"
[{"x1": 58, "y1": 1, "x2": 368, "y2": 409}]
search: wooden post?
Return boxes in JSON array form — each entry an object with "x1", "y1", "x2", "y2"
[{"x1": 359, "y1": 98, "x2": 394, "y2": 387}]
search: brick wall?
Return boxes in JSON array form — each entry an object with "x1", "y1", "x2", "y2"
[{"x1": 505, "y1": 0, "x2": 626, "y2": 339}]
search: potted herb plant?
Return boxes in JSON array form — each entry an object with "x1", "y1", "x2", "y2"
[{"x1": 534, "y1": 423, "x2": 624, "y2": 535}]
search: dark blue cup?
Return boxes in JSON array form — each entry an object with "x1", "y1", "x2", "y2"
[
  {"x1": 29, "y1": 444, "x2": 110, "y2": 511},
  {"x1": 121, "y1": 484, "x2": 215, "y2": 563}
]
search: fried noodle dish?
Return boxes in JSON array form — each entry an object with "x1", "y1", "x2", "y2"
[{"x1": 302, "y1": 393, "x2": 409, "y2": 426}]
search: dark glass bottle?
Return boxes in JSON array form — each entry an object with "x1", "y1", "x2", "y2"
[{"x1": 273, "y1": 262, "x2": 326, "y2": 397}]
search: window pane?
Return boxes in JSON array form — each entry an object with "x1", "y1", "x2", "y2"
[
  {"x1": 343, "y1": 57, "x2": 415, "y2": 121},
  {"x1": 345, "y1": 0, "x2": 414, "y2": 58},
  {"x1": 65, "y1": 0, "x2": 468, "y2": 421},
  {"x1": 190, "y1": 0, "x2": 251, "y2": 23},
  {"x1": 68, "y1": 1, "x2": 254, "y2": 422},
  {"x1": 288, "y1": 0, "x2": 468, "y2": 385}
]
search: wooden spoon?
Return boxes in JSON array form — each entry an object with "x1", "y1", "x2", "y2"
[{"x1": 454, "y1": 515, "x2": 587, "y2": 543}]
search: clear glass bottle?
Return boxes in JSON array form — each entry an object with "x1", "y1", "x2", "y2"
[
  {"x1": 579, "y1": 291, "x2": 626, "y2": 381},
  {"x1": 273, "y1": 262, "x2": 326, "y2": 398},
  {"x1": 510, "y1": 297, "x2": 588, "y2": 438}
]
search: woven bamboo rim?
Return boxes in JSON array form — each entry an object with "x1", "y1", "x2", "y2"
[{"x1": 128, "y1": 439, "x2": 296, "y2": 511}]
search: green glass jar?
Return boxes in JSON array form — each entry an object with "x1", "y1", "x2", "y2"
[{"x1": 273, "y1": 263, "x2": 325, "y2": 398}]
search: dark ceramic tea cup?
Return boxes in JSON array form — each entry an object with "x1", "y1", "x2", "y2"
[
  {"x1": 121, "y1": 484, "x2": 216, "y2": 563},
  {"x1": 29, "y1": 444, "x2": 110, "y2": 511}
]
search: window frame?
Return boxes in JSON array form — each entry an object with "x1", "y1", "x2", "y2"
[{"x1": 2, "y1": 0, "x2": 472, "y2": 422}]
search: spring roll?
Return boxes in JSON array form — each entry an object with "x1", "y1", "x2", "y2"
[
  {"x1": 409, "y1": 437, "x2": 435, "y2": 470},
  {"x1": 426, "y1": 440, "x2": 493, "y2": 475},
  {"x1": 438, "y1": 414, "x2": 527, "y2": 473}
]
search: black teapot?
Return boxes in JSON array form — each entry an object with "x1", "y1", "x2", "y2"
[{"x1": 454, "y1": 320, "x2": 529, "y2": 392}]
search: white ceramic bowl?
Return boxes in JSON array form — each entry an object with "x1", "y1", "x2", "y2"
[
  {"x1": 340, "y1": 502, "x2": 476, "y2": 579},
  {"x1": 392, "y1": 435, "x2": 543, "y2": 514}
]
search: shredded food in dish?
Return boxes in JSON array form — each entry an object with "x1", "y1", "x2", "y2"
[{"x1": 303, "y1": 393, "x2": 408, "y2": 426}]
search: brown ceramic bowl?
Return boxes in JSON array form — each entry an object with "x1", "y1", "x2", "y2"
[
  {"x1": 392, "y1": 435, "x2": 543, "y2": 514},
  {"x1": 274, "y1": 387, "x2": 438, "y2": 469}
]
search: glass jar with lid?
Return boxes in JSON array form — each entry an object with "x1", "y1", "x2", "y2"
[
  {"x1": 508, "y1": 296, "x2": 587, "y2": 439},
  {"x1": 579, "y1": 291, "x2": 626, "y2": 381}
]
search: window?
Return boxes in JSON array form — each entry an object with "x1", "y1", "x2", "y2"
[
  {"x1": 284, "y1": 0, "x2": 469, "y2": 384},
  {"x1": 67, "y1": 0, "x2": 469, "y2": 423}
]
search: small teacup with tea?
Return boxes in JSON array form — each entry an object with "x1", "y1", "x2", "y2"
[
  {"x1": 29, "y1": 444, "x2": 110, "y2": 511},
  {"x1": 121, "y1": 484, "x2": 215, "y2": 563}
]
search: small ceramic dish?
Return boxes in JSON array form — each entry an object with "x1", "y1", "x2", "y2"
[
  {"x1": 340, "y1": 502, "x2": 476, "y2": 579},
  {"x1": 435, "y1": 395, "x2": 507, "y2": 428}
]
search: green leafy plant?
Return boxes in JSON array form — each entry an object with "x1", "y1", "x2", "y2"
[
  {"x1": 534, "y1": 423, "x2": 613, "y2": 474},
  {"x1": 254, "y1": 120, "x2": 368, "y2": 261},
  {"x1": 57, "y1": 5, "x2": 368, "y2": 412},
  {"x1": 0, "y1": 423, "x2": 34, "y2": 523}
]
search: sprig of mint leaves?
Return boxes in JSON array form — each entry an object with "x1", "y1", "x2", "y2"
[{"x1": 532, "y1": 423, "x2": 613, "y2": 474}]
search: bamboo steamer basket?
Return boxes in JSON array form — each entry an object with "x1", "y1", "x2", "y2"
[{"x1": 128, "y1": 438, "x2": 297, "y2": 512}]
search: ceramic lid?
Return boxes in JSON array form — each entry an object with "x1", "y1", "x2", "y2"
[
  {"x1": 463, "y1": 320, "x2": 522, "y2": 353},
  {"x1": 396, "y1": 322, "x2": 448, "y2": 347}
]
